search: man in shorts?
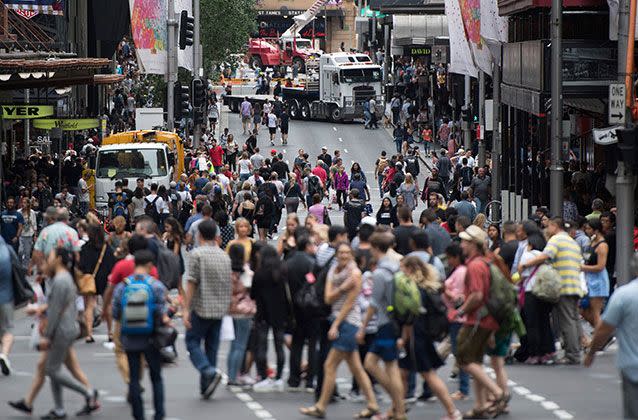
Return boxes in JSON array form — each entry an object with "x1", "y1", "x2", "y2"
[
  {"x1": 279, "y1": 107, "x2": 290, "y2": 145},
  {"x1": 267, "y1": 110, "x2": 278, "y2": 146},
  {"x1": 0, "y1": 237, "x2": 15, "y2": 375},
  {"x1": 357, "y1": 231, "x2": 405, "y2": 419},
  {"x1": 240, "y1": 97, "x2": 253, "y2": 135},
  {"x1": 455, "y1": 225, "x2": 507, "y2": 417}
]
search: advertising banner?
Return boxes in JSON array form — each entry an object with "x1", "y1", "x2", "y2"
[
  {"x1": 0, "y1": 105, "x2": 55, "y2": 119},
  {"x1": 33, "y1": 118, "x2": 100, "y2": 131},
  {"x1": 129, "y1": 0, "x2": 168, "y2": 74}
]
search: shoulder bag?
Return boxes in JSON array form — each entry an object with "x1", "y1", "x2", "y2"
[{"x1": 76, "y1": 244, "x2": 107, "y2": 296}]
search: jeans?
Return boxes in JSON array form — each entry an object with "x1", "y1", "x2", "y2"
[
  {"x1": 79, "y1": 201, "x2": 89, "y2": 217},
  {"x1": 555, "y1": 295, "x2": 581, "y2": 362},
  {"x1": 336, "y1": 190, "x2": 347, "y2": 208},
  {"x1": 18, "y1": 236, "x2": 33, "y2": 269},
  {"x1": 377, "y1": 174, "x2": 384, "y2": 198},
  {"x1": 127, "y1": 346, "x2": 164, "y2": 420},
  {"x1": 288, "y1": 317, "x2": 318, "y2": 388},
  {"x1": 449, "y1": 322, "x2": 470, "y2": 395},
  {"x1": 185, "y1": 312, "x2": 221, "y2": 379},
  {"x1": 227, "y1": 318, "x2": 252, "y2": 381},
  {"x1": 395, "y1": 138, "x2": 403, "y2": 154},
  {"x1": 254, "y1": 320, "x2": 285, "y2": 380},
  {"x1": 285, "y1": 197, "x2": 300, "y2": 214}
]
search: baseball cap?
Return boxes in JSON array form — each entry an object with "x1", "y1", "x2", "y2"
[
  {"x1": 458, "y1": 225, "x2": 488, "y2": 247},
  {"x1": 169, "y1": 181, "x2": 177, "y2": 188},
  {"x1": 321, "y1": 146, "x2": 327, "y2": 151},
  {"x1": 271, "y1": 149, "x2": 277, "y2": 155},
  {"x1": 360, "y1": 216, "x2": 376, "y2": 227}
]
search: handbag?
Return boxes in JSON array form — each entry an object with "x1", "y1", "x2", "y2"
[
  {"x1": 531, "y1": 264, "x2": 562, "y2": 303},
  {"x1": 76, "y1": 244, "x2": 106, "y2": 295},
  {"x1": 10, "y1": 248, "x2": 34, "y2": 308},
  {"x1": 323, "y1": 206, "x2": 332, "y2": 226},
  {"x1": 518, "y1": 265, "x2": 540, "y2": 308}
]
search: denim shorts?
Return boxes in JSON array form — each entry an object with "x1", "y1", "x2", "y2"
[
  {"x1": 331, "y1": 320, "x2": 359, "y2": 353},
  {"x1": 368, "y1": 323, "x2": 399, "y2": 362}
]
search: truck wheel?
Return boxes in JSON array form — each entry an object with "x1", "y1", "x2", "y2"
[
  {"x1": 293, "y1": 57, "x2": 305, "y2": 73},
  {"x1": 301, "y1": 101, "x2": 311, "y2": 120},
  {"x1": 250, "y1": 55, "x2": 263, "y2": 70},
  {"x1": 289, "y1": 101, "x2": 300, "y2": 119},
  {"x1": 328, "y1": 106, "x2": 343, "y2": 123}
]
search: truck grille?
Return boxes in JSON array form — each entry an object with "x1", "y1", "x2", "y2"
[{"x1": 353, "y1": 86, "x2": 376, "y2": 107}]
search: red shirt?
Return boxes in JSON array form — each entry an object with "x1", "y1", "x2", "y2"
[
  {"x1": 209, "y1": 146, "x2": 224, "y2": 167},
  {"x1": 463, "y1": 255, "x2": 499, "y2": 331},
  {"x1": 311, "y1": 166, "x2": 327, "y2": 184},
  {"x1": 108, "y1": 256, "x2": 159, "y2": 286}
]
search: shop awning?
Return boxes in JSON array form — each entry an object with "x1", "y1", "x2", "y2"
[{"x1": 392, "y1": 14, "x2": 448, "y2": 46}]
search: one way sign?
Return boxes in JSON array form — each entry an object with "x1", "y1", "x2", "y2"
[{"x1": 609, "y1": 83, "x2": 626, "y2": 125}]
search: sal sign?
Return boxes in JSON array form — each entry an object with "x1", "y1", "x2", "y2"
[
  {"x1": 0, "y1": 105, "x2": 54, "y2": 119},
  {"x1": 608, "y1": 83, "x2": 626, "y2": 125}
]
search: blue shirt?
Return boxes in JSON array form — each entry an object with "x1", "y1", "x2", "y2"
[
  {"x1": 0, "y1": 238, "x2": 13, "y2": 304},
  {"x1": 0, "y1": 209, "x2": 24, "y2": 242},
  {"x1": 602, "y1": 280, "x2": 638, "y2": 382},
  {"x1": 184, "y1": 213, "x2": 203, "y2": 233}
]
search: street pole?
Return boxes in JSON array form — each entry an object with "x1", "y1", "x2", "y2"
[
  {"x1": 478, "y1": 70, "x2": 485, "y2": 167},
  {"x1": 616, "y1": 0, "x2": 635, "y2": 286},
  {"x1": 193, "y1": 0, "x2": 202, "y2": 148},
  {"x1": 491, "y1": 60, "x2": 502, "y2": 211},
  {"x1": 549, "y1": 0, "x2": 563, "y2": 218},
  {"x1": 383, "y1": 23, "x2": 390, "y2": 95},
  {"x1": 463, "y1": 74, "x2": 471, "y2": 150},
  {"x1": 167, "y1": 0, "x2": 178, "y2": 131},
  {"x1": 24, "y1": 88, "x2": 30, "y2": 157}
]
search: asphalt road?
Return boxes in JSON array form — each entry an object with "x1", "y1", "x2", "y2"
[{"x1": 1, "y1": 109, "x2": 624, "y2": 419}]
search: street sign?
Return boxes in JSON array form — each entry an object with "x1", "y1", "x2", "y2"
[
  {"x1": 608, "y1": 83, "x2": 626, "y2": 125},
  {"x1": 593, "y1": 125, "x2": 623, "y2": 145}
]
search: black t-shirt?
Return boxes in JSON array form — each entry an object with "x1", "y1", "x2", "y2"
[
  {"x1": 499, "y1": 239, "x2": 519, "y2": 271},
  {"x1": 272, "y1": 160, "x2": 289, "y2": 180},
  {"x1": 393, "y1": 224, "x2": 420, "y2": 256}
]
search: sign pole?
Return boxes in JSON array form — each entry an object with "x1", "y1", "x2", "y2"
[
  {"x1": 549, "y1": 0, "x2": 563, "y2": 219},
  {"x1": 24, "y1": 89, "x2": 30, "y2": 157}
]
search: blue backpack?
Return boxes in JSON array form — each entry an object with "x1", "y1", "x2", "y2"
[
  {"x1": 120, "y1": 274, "x2": 155, "y2": 335},
  {"x1": 113, "y1": 201, "x2": 128, "y2": 219}
]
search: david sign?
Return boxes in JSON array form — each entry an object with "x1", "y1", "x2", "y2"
[{"x1": 0, "y1": 105, "x2": 55, "y2": 119}]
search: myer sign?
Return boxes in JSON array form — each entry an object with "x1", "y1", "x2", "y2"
[
  {"x1": 33, "y1": 118, "x2": 99, "y2": 131},
  {"x1": 0, "y1": 105, "x2": 54, "y2": 119}
]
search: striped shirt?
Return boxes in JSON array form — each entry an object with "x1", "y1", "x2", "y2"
[{"x1": 543, "y1": 231, "x2": 583, "y2": 296}]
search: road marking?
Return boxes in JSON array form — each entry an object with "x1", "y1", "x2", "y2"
[
  {"x1": 344, "y1": 148, "x2": 348, "y2": 153},
  {"x1": 526, "y1": 394, "x2": 545, "y2": 402},
  {"x1": 338, "y1": 137, "x2": 343, "y2": 142},
  {"x1": 230, "y1": 388, "x2": 278, "y2": 420},
  {"x1": 513, "y1": 386, "x2": 531, "y2": 395},
  {"x1": 104, "y1": 395, "x2": 126, "y2": 403},
  {"x1": 554, "y1": 410, "x2": 574, "y2": 419},
  {"x1": 254, "y1": 409, "x2": 274, "y2": 418},
  {"x1": 333, "y1": 126, "x2": 337, "y2": 131},
  {"x1": 246, "y1": 402, "x2": 263, "y2": 410},
  {"x1": 282, "y1": 149, "x2": 287, "y2": 153},
  {"x1": 235, "y1": 392, "x2": 252, "y2": 402},
  {"x1": 542, "y1": 401, "x2": 560, "y2": 410}
]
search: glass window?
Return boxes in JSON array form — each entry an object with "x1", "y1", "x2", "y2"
[
  {"x1": 356, "y1": 55, "x2": 371, "y2": 62},
  {"x1": 340, "y1": 68, "x2": 382, "y2": 83},
  {"x1": 96, "y1": 149, "x2": 167, "y2": 179},
  {"x1": 295, "y1": 39, "x2": 312, "y2": 49}
]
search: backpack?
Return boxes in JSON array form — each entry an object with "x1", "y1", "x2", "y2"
[
  {"x1": 377, "y1": 158, "x2": 388, "y2": 176},
  {"x1": 293, "y1": 255, "x2": 334, "y2": 318},
  {"x1": 156, "y1": 245, "x2": 181, "y2": 290},
  {"x1": 144, "y1": 196, "x2": 160, "y2": 223},
  {"x1": 307, "y1": 175, "x2": 322, "y2": 197},
  {"x1": 382, "y1": 268, "x2": 422, "y2": 324},
  {"x1": 113, "y1": 201, "x2": 128, "y2": 219},
  {"x1": 120, "y1": 274, "x2": 155, "y2": 335},
  {"x1": 420, "y1": 288, "x2": 449, "y2": 341},
  {"x1": 531, "y1": 264, "x2": 561, "y2": 303},
  {"x1": 460, "y1": 166, "x2": 473, "y2": 187},
  {"x1": 405, "y1": 156, "x2": 419, "y2": 177},
  {"x1": 482, "y1": 261, "x2": 517, "y2": 326}
]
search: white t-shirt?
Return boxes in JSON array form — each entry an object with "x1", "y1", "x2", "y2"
[
  {"x1": 78, "y1": 178, "x2": 90, "y2": 203},
  {"x1": 144, "y1": 194, "x2": 166, "y2": 214},
  {"x1": 520, "y1": 249, "x2": 542, "y2": 291},
  {"x1": 263, "y1": 103, "x2": 272, "y2": 115},
  {"x1": 267, "y1": 113, "x2": 278, "y2": 128},
  {"x1": 238, "y1": 159, "x2": 251, "y2": 175}
]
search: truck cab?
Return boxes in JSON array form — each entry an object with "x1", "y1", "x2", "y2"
[{"x1": 93, "y1": 131, "x2": 183, "y2": 211}]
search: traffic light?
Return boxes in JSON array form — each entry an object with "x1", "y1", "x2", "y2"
[
  {"x1": 460, "y1": 106, "x2": 471, "y2": 124},
  {"x1": 173, "y1": 83, "x2": 190, "y2": 119},
  {"x1": 179, "y1": 10, "x2": 194, "y2": 50},
  {"x1": 617, "y1": 127, "x2": 638, "y2": 170},
  {"x1": 193, "y1": 109, "x2": 205, "y2": 126},
  {"x1": 191, "y1": 78, "x2": 206, "y2": 109}
]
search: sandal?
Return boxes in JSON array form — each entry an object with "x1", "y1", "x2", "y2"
[
  {"x1": 300, "y1": 406, "x2": 326, "y2": 418},
  {"x1": 486, "y1": 392, "x2": 509, "y2": 417},
  {"x1": 450, "y1": 391, "x2": 469, "y2": 401},
  {"x1": 354, "y1": 407, "x2": 380, "y2": 419},
  {"x1": 462, "y1": 408, "x2": 490, "y2": 419}
]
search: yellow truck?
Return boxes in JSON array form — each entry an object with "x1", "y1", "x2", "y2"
[{"x1": 94, "y1": 130, "x2": 184, "y2": 210}]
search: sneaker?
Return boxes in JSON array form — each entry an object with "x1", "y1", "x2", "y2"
[
  {"x1": 237, "y1": 374, "x2": 256, "y2": 386},
  {"x1": 8, "y1": 399, "x2": 32, "y2": 414},
  {"x1": 76, "y1": 389, "x2": 100, "y2": 416},
  {"x1": 203, "y1": 371, "x2": 222, "y2": 400},
  {"x1": 40, "y1": 409, "x2": 67, "y2": 419},
  {"x1": 0, "y1": 354, "x2": 12, "y2": 376},
  {"x1": 272, "y1": 379, "x2": 285, "y2": 392},
  {"x1": 441, "y1": 410, "x2": 463, "y2": 420},
  {"x1": 347, "y1": 390, "x2": 364, "y2": 402},
  {"x1": 253, "y1": 378, "x2": 275, "y2": 392}
]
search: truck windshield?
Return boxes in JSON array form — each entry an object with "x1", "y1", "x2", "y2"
[
  {"x1": 295, "y1": 39, "x2": 312, "y2": 49},
  {"x1": 340, "y1": 68, "x2": 382, "y2": 83},
  {"x1": 96, "y1": 149, "x2": 168, "y2": 179}
]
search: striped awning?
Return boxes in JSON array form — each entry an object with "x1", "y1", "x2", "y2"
[{"x1": 3, "y1": 1, "x2": 64, "y2": 16}]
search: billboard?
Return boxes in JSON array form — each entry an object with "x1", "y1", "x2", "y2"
[{"x1": 4, "y1": 0, "x2": 64, "y2": 18}]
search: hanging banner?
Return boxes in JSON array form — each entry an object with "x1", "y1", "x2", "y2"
[
  {"x1": 129, "y1": 0, "x2": 168, "y2": 75},
  {"x1": 3, "y1": 0, "x2": 64, "y2": 15},
  {"x1": 0, "y1": 105, "x2": 54, "y2": 119},
  {"x1": 33, "y1": 118, "x2": 100, "y2": 131},
  {"x1": 480, "y1": 0, "x2": 508, "y2": 62},
  {"x1": 445, "y1": 0, "x2": 477, "y2": 77},
  {"x1": 458, "y1": 0, "x2": 492, "y2": 75}
]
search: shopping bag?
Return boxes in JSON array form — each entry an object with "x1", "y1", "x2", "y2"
[{"x1": 220, "y1": 315, "x2": 235, "y2": 341}]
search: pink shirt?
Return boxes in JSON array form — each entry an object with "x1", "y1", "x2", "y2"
[
  {"x1": 443, "y1": 264, "x2": 467, "y2": 323},
  {"x1": 308, "y1": 204, "x2": 325, "y2": 224}
]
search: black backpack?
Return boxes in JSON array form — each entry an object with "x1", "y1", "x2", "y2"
[
  {"x1": 307, "y1": 176, "x2": 322, "y2": 197},
  {"x1": 144, "y1": 196, "x2": 160, "y2": 223},
  {"x1": 405, "y1": 156, "x2": 419, "y2": 177},
  {"x1": 420, "y1": 287, "x2": 450, "y2": 342},
  {"x1": 460, "y1": 166, "x2": 473, "y2": 187},
  {"x1": 293, "y1": 254, "x2": 334, "y2": 318}
]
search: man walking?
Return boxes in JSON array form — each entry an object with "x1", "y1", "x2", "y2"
[
  {"x1": 183, "y1": 220, "x2": 232, "y2": 399},
  {"x1": 585, "y1": 253, "x2": 638, "y2": 418},
  {"x1": 1, "y1": 197, "x2": 24, "y2": 253},
  {"x1": 0, "y1": 237, "x2": 14, "y2": 375},
  {"x1": 470, "y1": 167, "x2": 491, "y2": 214},
  {"x1": 519, "y1": 218, "x2": 583, "y2": 364},
  {"x1": 240, "y1": 97, "x2": 253, "y2": 135}
]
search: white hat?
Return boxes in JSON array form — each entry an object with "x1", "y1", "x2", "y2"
[{"x1": 360, "y1": 216, "x2": 376, "y2": 227}]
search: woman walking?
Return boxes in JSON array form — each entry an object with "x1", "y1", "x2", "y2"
[
  {"x1": 226, "y1": 134, "x2": 239, "y2": 173},
  {"x1": 333, "y1": 166, "x2": 349, "y2": 210},
  {"x1": 284, "y1": 173, "x2": 304, "y2": 214},
  {"x1": 397, "y1": 173, "x2": 418, "y2": 211},
  {"x1": 250, "y1": 245, "x2": 290, "y2": 392},
  {"x1": 78, "y1": 224, "x2": 115, "y2": 343},
  {"x1": 39, "y1": 247, "x2": 100, "y2": 419},
  {"x1": 300, "y1": 243, "x2": 379, "y2": 419},
  {"x1": 227, "y1": 244, "x2": 256, "y2": 386},
  {"x1": 581, "y1": 218, "x2": 610, "y2": 339}
]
